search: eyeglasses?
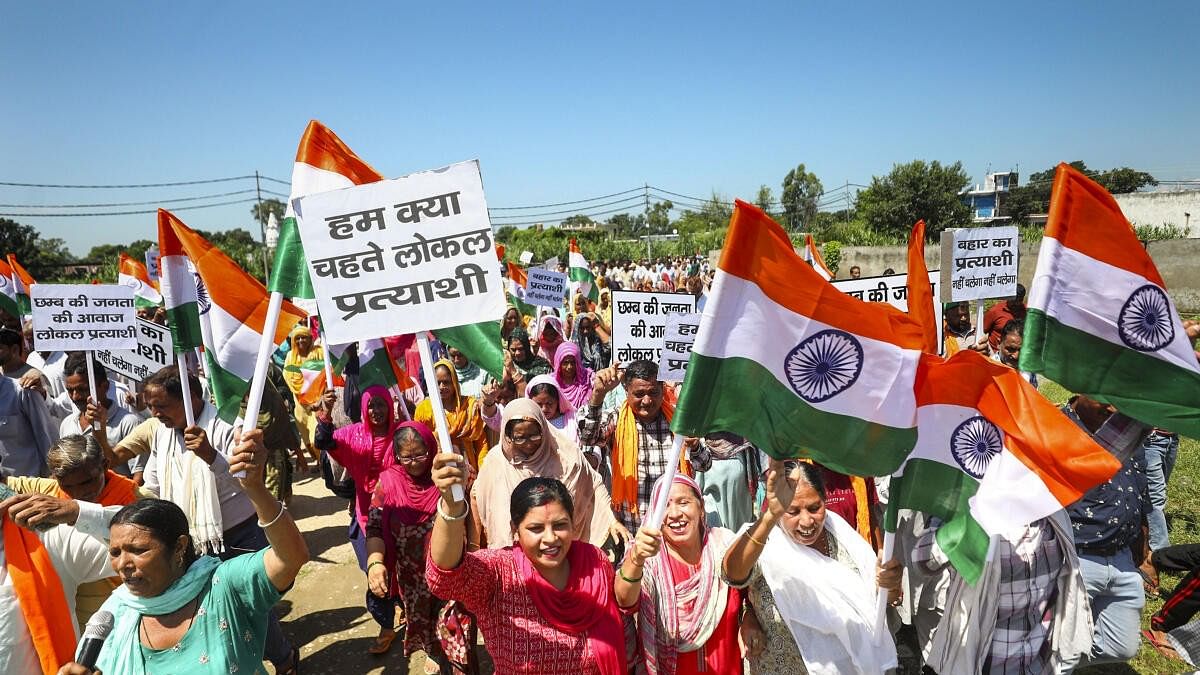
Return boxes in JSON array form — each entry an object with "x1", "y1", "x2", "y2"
[
  {"x1": 397, "y1": 453, "x2": 429, "y2": 465},
  {"x1": 507, "y1": 434, "x2": 543, "y2": 446}
]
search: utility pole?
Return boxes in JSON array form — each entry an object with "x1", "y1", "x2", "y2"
[
  {"x1": 255, "y1": 171, "x2": 270, "y2": 285},
  {"x1": 845, "y1": 180, "x2": 850, "y2": 224},
  {"x1": 643, "y1": 183, "x2": 652, "y2": 262}
]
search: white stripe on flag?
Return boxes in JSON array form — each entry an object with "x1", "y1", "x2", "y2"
[
  {"x1": 284, "y1": 163, "x2": 356, "y2": 217},
  {"x1": 697, "y1": 272, "x2": 919, "y2": 427},
  {"x1": 1031, "y1": 238, "x2": 1199, "y2": 373}
]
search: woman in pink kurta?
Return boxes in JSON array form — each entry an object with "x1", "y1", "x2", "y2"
[{"x1": 427, "y1": 443, "x2": 628, "y2": 674}]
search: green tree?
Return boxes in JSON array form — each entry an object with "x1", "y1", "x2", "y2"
[
  {"x1": 755, "y1": 185, "x2": 776, "y2": 216},
  {"x1": 605, "y1": 213, "x2": 645, "y2": 238},
  {"x1": 0, "y1": 219, "x2": 76, "y2": 279},
  {"x1": 646, "y1": 200, "x2": 673, "y2": 234},
  {"x1": 250, "y1": 199, "x2": 286, "y2": 228},
  {"x1": 197, "y1": 228, "x2": 267, "y2": 281},
  {"x1": 781, "y1": 164, "x2": 823, "y2": 230},
  {"x1": 1002, "y1": 162, "x2": 1157, "y2": 226},
  {"x1": 560, "y1": 214, "x2": 596, "y2": 229},
  {"x1": 855, "y1": 160, "x2": 971, "y2": 239}
]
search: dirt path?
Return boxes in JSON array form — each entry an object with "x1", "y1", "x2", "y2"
[{"x1": 278, "y1": 473, "x2": 426, "y2": 674}]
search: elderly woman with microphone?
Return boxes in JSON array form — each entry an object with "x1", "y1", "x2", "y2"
[{"x1": 56, "y1": 426, "x2": 310, "y2": 675}]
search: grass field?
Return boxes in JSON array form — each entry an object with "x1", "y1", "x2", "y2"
[{"x1": 1036, "y1": 380, "x2": 1199, "y2": 674}]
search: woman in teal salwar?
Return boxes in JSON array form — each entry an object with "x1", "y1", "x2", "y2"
[{"x1": 57, "y1": 428, "x2": 310, "y2": 675}]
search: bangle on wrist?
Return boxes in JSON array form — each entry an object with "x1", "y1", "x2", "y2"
[
  {"x1": 437, "y1": 499, "x2": 469, "y2": 522},
  {"x1": 618, "y1": 566, "x2": 643, "y2": 583},
  {"x1": 258, "y1": 501, "x2": 287, "y2": 528},
  {"x1": 367, "y1": 560, "x2": 385, "y2": 572},
  {"x1": 745, "y1": 531, "x2": 767, "y2": 547}
]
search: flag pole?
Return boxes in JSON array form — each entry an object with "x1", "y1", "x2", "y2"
[
  {"x1": 646, "y1": 434, "x2": 686, "y2": 530},
  {"x1": 876, "y1": 531, "x2": 896, "y2": 631},
  {"x1": 239, "y1": 291, "x2": 285, "y2": 478},
  {"x1": 974, "y1": 302, "x2": 986, "y2": 346},
  {"x1": 85, "y1": 351, "x2": 101, "y2": 433},
  {"x1": 417, "y1": 333, "x2": 465, "y2": 503},
  {"x1": 176, "y1": 353, "x2": 195, "y2": 428}
]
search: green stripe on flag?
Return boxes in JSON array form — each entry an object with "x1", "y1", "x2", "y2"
[
  {"x1": 884, "y1": 457, "x2": 989, "y2": 584},
  {"x1": 16, "y1": 292, "x2": 30, "y2": 316},
  {"x1": 134, "y1": 296, "x2": 161, "y2": 310},
  {"x1": 268, "y1": 217, "x2": 316, "y2": 299},
  {"x1": 0, "y1": 293, "x2": 17, "y2": 318},
  {"x1": 434, "y1": 322, "x2": 505, "y2": 381},
  {"x1": 204, "y1": 352, "x2": 251, "y2": 424},
  {"x1": 672, "y1": 354, "x2": 915, "y2": 476},
  {"x1": 1020, "y1": 309, "x2": 1200, "y2": 438},
  {"x1": 509, "y1": 292, "x2": 537, "y2": 318},
  {"x1": 568, "y1": 267, "x2": 598, "y2": 302},
  {"x1": 166, "y1": 302, "x2": 205, "y2": 352}
]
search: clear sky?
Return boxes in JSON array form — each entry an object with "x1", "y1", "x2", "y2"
[{"x1": 3, "y1": 1, "x2": 1198, "y2": 256}]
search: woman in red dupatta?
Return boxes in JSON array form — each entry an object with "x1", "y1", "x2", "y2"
[
  {"x1": 365, "y1": 421, "x2": 453, "y2": 670},
  {"x1": 427, "y1": 460, "x2": 628, "y2": 675},
  {"x1": 616, "y1": 473, "x2": 744, "y2": 675}
]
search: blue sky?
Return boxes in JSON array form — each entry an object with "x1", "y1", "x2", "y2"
[{"x1": 3, "y1": 1, "x2": 1198, "y2": 256}]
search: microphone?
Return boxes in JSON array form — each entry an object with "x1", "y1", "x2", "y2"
[{"x1": 76, "y1": 610, "x2": 114, "y2": 669}]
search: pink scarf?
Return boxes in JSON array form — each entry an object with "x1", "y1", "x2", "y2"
[
  {"x1": 525, "y1": 374, "x2": 577, "y2": 442},
  {"x1": 552, "y1": 341, "x2": 594, "y2": 410},
  {"x1": 333, "y1": 385, "x2": 400, "y2": 528},
  {"x1": 512, "y1": 542, "x2": 626, "y2": 675},
  {"x1": 536, "y1": 315, "x2": 565, "y2": 363},
  {"x1": 372, "y1": 420, "x2": 440, "y2": 596}
]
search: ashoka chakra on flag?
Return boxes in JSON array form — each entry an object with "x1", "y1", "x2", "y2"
[
  {"x1": 950, "y1": 415, "x2": 1002, "y2": 479},
  {"x1": 784, "y1": 329, "x2": 864, "y2": 403},
  {"x1": 1118, "y1": 284, "x2": 1174, "y2": 352}
]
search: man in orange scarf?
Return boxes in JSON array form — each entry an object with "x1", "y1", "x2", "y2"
[
  {"x1": 579, "y1": 359, "x2": 710, "y2": 532},
  {"x1": 0, "y1": 474, "x2": 119, "y2": 674}
]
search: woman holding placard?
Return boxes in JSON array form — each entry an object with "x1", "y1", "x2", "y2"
[{"x1": 415, "y1": 359, "x2": 498, "y2": 471}]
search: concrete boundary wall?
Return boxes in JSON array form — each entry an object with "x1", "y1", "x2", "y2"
[{"x1": 834, "y1": 239, "x2": 1200, "y2": 313}]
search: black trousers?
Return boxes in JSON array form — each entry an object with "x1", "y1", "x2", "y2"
[{"x1": 1152, "y1": 543, "x2": 1200, "y2": 631}]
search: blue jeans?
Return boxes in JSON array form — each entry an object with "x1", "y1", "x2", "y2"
[
  {"x1": 1078, "y1": 549, "x2": 1146, "y2": 665},
  {"x1": 1143, "y1": 431, "x2": 1179, "y2": 551}
]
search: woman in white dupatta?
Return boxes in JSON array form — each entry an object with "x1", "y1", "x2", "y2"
[{"x1": 722, "y1": 460, "x2": 902, "y2": 675}]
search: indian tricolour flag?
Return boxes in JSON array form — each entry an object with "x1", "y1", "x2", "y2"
[
  {"x1": 506, "y1": 261, "x2": 536, "y2": 317},
  {"x1": 273, "y1": 120, "x2": 386, "y2": 301},
  {"x1": 0, "y1": 259, "x2": 18, "y2": 318},
  {"x1": 284, "y1": 357, "x2": 344, "y2": 407},
  {"x1": 159, "y1": 209, "x2": 308, "y2": 422},
  {"x1": 886, "y1": 349, "x2": 1121, "y2": 583},
  {"x1": 672, "y1": 200, "x2": 926, "y2": 474},
  {"x1": 118, "y1": 252, "x2": 163, "y2": 309},
  {"x1": 280, "y1": 120, "x2": 506, "y2": 381},
  {"x1": 569, "y1": 239, "x2": 598, "y2": 304},
  {"x1": 1020, "y1": 163, "x2": 1200, "y2": 438},
  {"x1": 802, "y1": 234, "x2": 834, "y2": 281},
  {"x1": 6, "y1": 255, "x2": 34, "y2": 315}
]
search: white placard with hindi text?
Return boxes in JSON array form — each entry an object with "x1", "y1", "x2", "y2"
[
  {"x1": 94, "y1": 318, "x2": 173, "y2": 382},
  {"x1": 940, "y1": 226, "x2": 1019, "y2": 302},
  {"x1": 660, "y1": 312, "x2": 701, "y2": 382},
  {"x1": 832, "y1": 271, "x2": 944, "y2": 354},
  {"x1": 292, "y1": 160, "x2": 506, "y2": 345},
  {"x1": 144, "y1": 246, "x2": 160, "y2": 283},
  {"x1": 610, "y1": 290, "x2": 696, "y2": 366},
  {"x1": 31, "y1": 284, "x2": 137, "y2": 351},
  {"x1": 519, "y1": 251, "x2": 534, "y2": 265},
  {"x1": 525, "y1": 268, "x2": 567, "y2": 308}
]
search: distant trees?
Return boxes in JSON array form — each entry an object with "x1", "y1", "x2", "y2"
[
  {"x1": 855, "y1": 160, "x2": 971, "y2": 239},
  {"x1": 781, "y1": 164, "x2": 823, "y2": 230},
  {"x1": 1002, "y1": 161, "x2": 1158, "y2": 226},
  {"x1": 0, "y1": 219, "x2": 75, "y2": 279},
  {"x1": 251, "y1": 199, "x2": 286, "y2": 228}
]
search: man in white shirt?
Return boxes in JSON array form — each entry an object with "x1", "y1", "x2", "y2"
[{"x1": 59, "y1": 352, "x2": 142, "y2": 477}]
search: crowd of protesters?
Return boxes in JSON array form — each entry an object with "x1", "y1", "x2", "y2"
[{"x1": 2, "y1": 249, "x2": 1199, "y2": 675}]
